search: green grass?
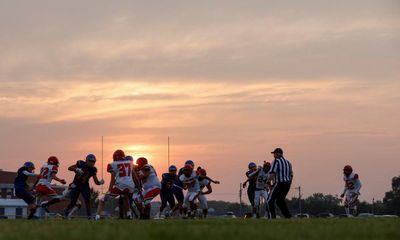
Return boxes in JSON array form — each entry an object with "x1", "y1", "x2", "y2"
[{"x1": 0, "y1": 218, "x2": 399, "y2": 240}]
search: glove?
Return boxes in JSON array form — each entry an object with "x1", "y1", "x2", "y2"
[
  {"x1": 99, "y1": 179, "x2": 105, "y2": 185},
  {"x1": 75, "y1": 168, "x2": 84, "y2": 175}
]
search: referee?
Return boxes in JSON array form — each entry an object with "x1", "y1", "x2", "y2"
[{"x1": 267, "y1": 148, "x2": 293, "y2": 219}]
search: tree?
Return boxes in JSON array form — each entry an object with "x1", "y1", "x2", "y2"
[{"x1": 383, "y1": 176, "x2": 400, "y2": 215}]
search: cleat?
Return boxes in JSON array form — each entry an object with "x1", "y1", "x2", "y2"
[
  {"x1": 63, "y1": 209, "x2": 70, "y2": 219},
  {"x1": 41, "y1": 203, "x2": 50, "y2": 213}
]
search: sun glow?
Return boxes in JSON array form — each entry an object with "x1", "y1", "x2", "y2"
[{"x1": 124, "y1": 144, "x2": 157, "y2": 165}]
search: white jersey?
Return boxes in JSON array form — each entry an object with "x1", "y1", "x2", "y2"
[
  {"x1": 107, "y1": 160, "x2": 135, "y2": 189},
  {"x1": 343, "y1": 173, "x2": 362, "y2": 193},
  {"x1": 179, "y1": 172, "x2": 200, "y2": 193},
  {"x1": 199, "y1": 178, "x2": 210, "y2": 189},
  {"x1": 38, "y1": 164, "x2": 58, "y2": 186},
  {"x1": 140, "y1": 164, "x2": 161, "y2": 191},
  {"x1": 249, "y1": 168, "x2": 269, "y2": 190}
]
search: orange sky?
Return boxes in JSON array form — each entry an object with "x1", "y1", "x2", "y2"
[{"x1": 0, "y1": 0, "x2": 399, "y2": 203}]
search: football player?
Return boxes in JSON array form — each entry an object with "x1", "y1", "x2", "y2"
[
  {"x1": 64, "y1": 154, "x2": 104, "y2": 219},
  {"x1": 96, "y1": 150, "x2": 135, "y2": 220},
  {"x1": 247, "y1": 161, "x2": 271, "y2": 218},
  {"x1": 14, "y1": 162, "x2": 39, "y2": 219},
  {"x1": 36, "y1": 156, "x2": 67, "y2": 212},
  {"x1": 197, "y1": 168, "x2": 220, "y2": 218},
  {"x1": 341, "y1": 165, "x2": 362, "y2": 216},
  {"x1": 157, "y1": 165, "x2": 178, "y2": 218},
  {"x1": 242, "y1": 162, "x2": 258, "y2": 210},
  {"x1": 170, "y1": 160, "x2": 195, "y2": 216},
  {"x1": 136, "y1": 157, "x2": 161, "y2": 219},
  {"x1": 180, "y1": 164, "x2": 200, "y2": 218}
]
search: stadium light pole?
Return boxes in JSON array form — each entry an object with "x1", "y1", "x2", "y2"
[
  {"x1": 167, "y1": 136, "x2": 170, "y2": 167},
  {"x1": 297, "y1": 186, "x2": 302, "y2": 214}
]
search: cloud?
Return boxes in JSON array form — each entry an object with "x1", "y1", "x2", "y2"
[{"x1": 0, "y1": 0, "x2": 399, "y2": 83}]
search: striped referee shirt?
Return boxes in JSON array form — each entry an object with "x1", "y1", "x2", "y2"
[{"x1": 269, "y1": 157, "x2": 293, "y2": 183}]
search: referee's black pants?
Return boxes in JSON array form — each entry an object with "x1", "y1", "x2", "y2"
[{"x1": 267, "y1": 181, "x2": 292, "y2": 219}]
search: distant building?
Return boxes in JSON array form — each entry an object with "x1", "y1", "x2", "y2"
[
  {"x1": 0, "y1": 170, "x2": 29, "y2": 219},
  {"x1": 0, "y1": 169, "x2": 67, "y2": 219}
]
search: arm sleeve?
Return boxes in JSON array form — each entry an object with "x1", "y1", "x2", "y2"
[
  {"x1": 269, "y1": 160, "x2": 278, "y2": 174},
  {"x1": 248, "y1": 169, "x2": 259, "y2": 178},
  {"x1": 22, "y1": 171, "x2": 38, "y2": 177}
]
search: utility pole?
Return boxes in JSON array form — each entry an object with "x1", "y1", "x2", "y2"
[
  {"x1": 298, "y1": 186, "x2": 302, "y2": 214},
  {"x1": 101, "y1": 136, "x2": 104, "y2": 194},
  {"x1": 372, "y1": 198, "x2": 375, "y2": 214},
  {"x1": 293, "y1": 186, "x2": 302, "y2": 214},
  {"x1": 239, "y1": 183, "x2": 243, "y2": 217}
]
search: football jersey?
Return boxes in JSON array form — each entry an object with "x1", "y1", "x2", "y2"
[
  {"x1": 73, "y1": 160, "x2": 97, "y2": 186},
  {"x1": 255, "y1": 169, "x2": 269, "y2": 190},
  {"x1": 140, "y1": 164, "x2": 161, "y2": 190},
  {"x1": 246, "y1": 170, "x2": 257, "y2": 189},
  {"x1": 161, "y1": 173, "x2": 177, "y2": 192},
  {"x1": 14, "y1": 167, "x2": 31, "y2": 189},
  {"x1": 198, "y1": 178, "x2": 210, "y2": 189},
  {"x1": 343, "y1": 173, "x2": 361, "y2": 192},
  {"x1": 38, "y1": 164, "x2": 58, "y2": 186},
  {"x1": 179, "y1": 172, "x2": 200, "y2": 193},
  {"x1": 107, "y1": 159, "x2": 135, "y2": 189}
]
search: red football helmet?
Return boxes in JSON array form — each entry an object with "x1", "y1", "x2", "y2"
[
  {"x1": 113, "y1": 150, "x2": 125, "y2": 161},
  {"x1": 183, "y1": 164, "x2": 194, "y2": 171},
  {"x1": 197, "y1": 168, "x2": 207, "y2": 176},
  {"x1": 48, "y1": 156, "x2": 59, "y2": 166},
  {"x1": 343, "y1": 165, "x2": 353, "y2": 174},
  {"x1": 136, "y1": 157, "x2": 148, "y2": 169}
]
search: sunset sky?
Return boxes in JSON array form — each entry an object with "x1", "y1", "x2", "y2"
[{"x1": 0, "y1": 0, "x2": 399, "y2": 203}]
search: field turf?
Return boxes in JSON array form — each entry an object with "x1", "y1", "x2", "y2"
[{"x1": 0, "y1": 218, "x2": 399, "y2": 240}]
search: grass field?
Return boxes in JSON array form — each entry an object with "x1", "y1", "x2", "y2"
[{"x1": 0, "y1": 218, "x2": 399, "y2": 240}]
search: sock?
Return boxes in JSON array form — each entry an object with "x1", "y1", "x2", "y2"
[{"x1": 28, "y1": 208, "x2": 37, "y2": 219}]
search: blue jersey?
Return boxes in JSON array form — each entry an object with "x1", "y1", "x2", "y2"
[
  {"x1": 161, "y1": 173, "x2": 177, "y2": 192},
  {"x1": 14, "y1": 167, "x2": 30, "y2": 189},
  {"x1": 246, "y1": 170, "x2": 257, "y2": 190},
  {"x1": 72, "y1": 160, "x2": 97, "y2": 186}
]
